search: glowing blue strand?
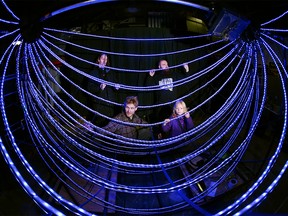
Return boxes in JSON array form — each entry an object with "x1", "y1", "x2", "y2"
[
  {"x1": 31, "y1": 42, "x2": 144, "y2": 133},
  {"x1": 187, "y1": 70, "x2": 257, "y2": 187},
  {"x1": 0, "y1": 43, "x2": 66, "y2": 216},
  {"x1": 82, "y1": 45, "x2": 243, "y2": 137},
  {"x1": 261, "y1": 10, "x2": 288, "y2": 26},
  {"x1": 232, "y1": 37, "x2": 288, "y2": 215},
  {"x1": 235, "y1": 161, "x2": 288, "y2": 215},
  {"x1": 39, "y1": 33, "x2": 233, "y2": 74},
  {"x1": 0, "y1": 141, "x2": 65, "y2": 216},
  {"x1": 194, "y1": 138, "x2": 251, "y2": 203},
  {"x1": 198, "y1": 90, "x2": 251, "y2": 163},
  {"x1": 168, "y1": 43, "x2": 242, "y2": 102},
  {"x1": 0, "y1": 29, "x2": 20, "y2": 40},
  {"x1": 0, "y1": 41, "x2": 66, "y2": 215},
  {"x1": 161, "y1": 88, "x2": 256, "y2": 185},
  {"x1": 25, "y1": 82, "x2": 131, "y2": 155},
  {"x1": 17, "y1": 44, "x2": 124, "y2": 214},
  {"x1": 24, "y1": 64, "x2": 93, "y2": 150},
  {"x1": 27, "y1": 45, "x2": 140, "y2": 146},
  {"x1": 58, "y1": 41, "x2": 236, "y2": 125},
  {"x1": 261, "y1": 28, "x2": 288, "y2": 32},
  {"x1": 161, "y1": 45, "x2": 244, "y2": 134},
  {"x1": 0, "y1": 18, "x2": 18, "y2": 25},
  {"x1": 21, "y1": 76, "x2": 187, "y2": 172},
  {"x1": 42, "y1": 31, "x2": 224, "y2": 57},
  {"x1": 22, "y1": 46, "x2": 104, "y2": 213},
  {"x1": 232, "y1": 36, "x2": 288, "y2": 215},
  {"x1": 187, "y1": 98, "x2": 254, "y2": 200},
  {"x1": 28, "y1": 102, "x2": 108, "y2": 160},
  {"x1": 219, "y1": 45, "x2": 266, "y2": 214},
  {"x1": 0, "y1": 34, "x2": 21, "y2": 64},
  {"x1": 26, "y1": 88, "x2": 118, "y2": 165},
  {"x1": 23, "y1": 75, "x2": 230, "y2": 176},
  {"x1": 1, "y1": 52, "x2": 258, "y2": 211},
  {"x1": 235, "y1": 65, "x2": 280, "y2": 215},
  {"x1": 1, "y1": 0, "x2": 20, "y2": 21},
  {"x1": 34, "y1": 40, "x2": 192, "y2": 136},
  {"x1": 23, "y1": 101, "x2": 117, "y2": 211},
  {"x1": 41, "y1": 0, "x2": 210, "y2": 23},
  {"x1": 18, "y1": 48, "x2": 140, "y2": 213},
  {"x1": 30, "y1": 43, "x2": 121, "y2": 122},
  {"x1": 36, "y1": 34, "x2": 238, "y2": 118},
  {"x1": 179, "y1": 47, "x2": 257, "y2": 166},
  {"x1": 179, "y1": 44, "x2": 238, "y2": 81},
  {"x1": 216, "y1": 40, "x2": 283, "y2": 216},
  {"x1": 260, "y1": 32, "x2": 288, "y2": 49},
  {"x1": 154, "y1": 146, "x2": 212, "y2": 216},
  {"x1": 171, "y1": 47, "x2": 248, "y2": 135},
  {"x1": 45, "y1": 27, "x2": 212, "y2": 41},
  {"x1": 1, "y1": 1, "x2": 287, "y2": 214},
  {"x1": 157, "y1": 0, "x2": 210, "y2": 11},
  {"x1": 41, "y1": 0, "x2": 119, "y2": 22},
  {"x1": 184, "y1": 57, "x2": 258, "y2": 188}
]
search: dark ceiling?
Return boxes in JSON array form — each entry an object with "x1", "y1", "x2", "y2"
[{"x1": 2, "y1": 0, "x2": 288, "y2": 30}]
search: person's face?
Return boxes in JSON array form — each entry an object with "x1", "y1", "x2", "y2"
[
  {"x1": 98, "y1": 54, "x2": 108, "y2": 67},
  {"x1": 175, "y1": 103, "x2": 185, "y2": 116},
  {"x1": 125, "y1": 103, "x2": 137, "y2": 118},
  {"x1": 159, "y1": 60, "x2": 169, "y2": 70}
]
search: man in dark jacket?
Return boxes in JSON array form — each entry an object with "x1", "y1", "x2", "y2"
[{"x1": 87, "y1": 53, "x2": 119, "y2": 126}]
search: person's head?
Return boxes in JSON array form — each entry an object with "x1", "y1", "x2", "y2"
[
  {"x1": 97, "y1": 53, "x2": 109, "y2": 68},
  {"x1": 173, "y1": 100, "x2": 188, "y2": 116},
  {"x1": 124, "y1": 96, "x2": 138, "y2": 118},
  {"x1": 158, "y1": 59, "x2": 169, "y2": 70}
]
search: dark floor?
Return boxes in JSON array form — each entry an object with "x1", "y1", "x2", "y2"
[{"x1": 1, "y1": 119, "x2": 288, "y2": 215}]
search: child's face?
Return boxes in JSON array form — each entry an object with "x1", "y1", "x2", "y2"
[{"x1": 175, "y1": 103, "x2": 185, "y2": 115}]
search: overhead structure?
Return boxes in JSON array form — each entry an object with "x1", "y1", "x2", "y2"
[{"x1": 209, "y1": 9, "x2": 251, "y2": 41}]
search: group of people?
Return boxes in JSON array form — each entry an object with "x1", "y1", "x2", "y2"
[{"x1": 85, "y1": 53, "x2": 194, "y2": 140}]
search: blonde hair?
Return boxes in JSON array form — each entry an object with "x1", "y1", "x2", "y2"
[{"x1": 172, "y1": 100, "x2": 188, "y2": 115}]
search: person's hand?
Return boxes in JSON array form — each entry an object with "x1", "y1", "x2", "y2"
[
  {"x1": 184, "y1": 112, "x2": 190, "y2": 118},
  {"x1": 115, "y1": 84, "x2": 120, "y2": 90},
  {"x1": 100, "y1": 83, "x2": 106, "y2": 90},
  {"x1": 149, "y1": 69, "x2": 155, "y2": 77},
  {"x1": 163, "y1": 118, "x2": 170, "y2": 126},
  {"x1": 157, "y1": 133, "x2": 162, "y2": 139},
  {"x1": 183, "y1": 64, "x2": 189, "y2": 72}
]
